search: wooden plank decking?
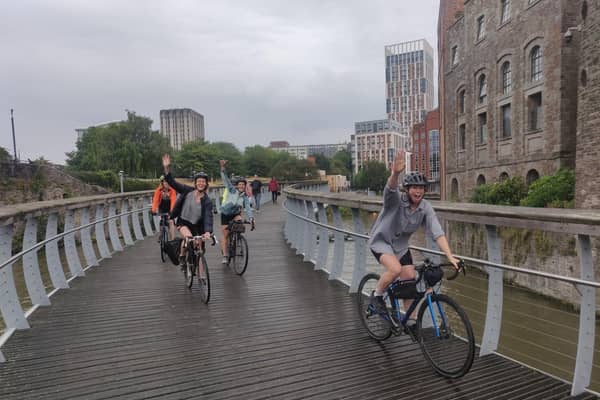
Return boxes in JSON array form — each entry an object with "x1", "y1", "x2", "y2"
[{"x1": 0, "y1": 201, "x2": 596, "y2": 399}]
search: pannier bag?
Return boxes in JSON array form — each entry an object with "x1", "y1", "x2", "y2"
[
  {"x1": 391, "y1": 279, "x2": 418, "y2": 299},
  {"x1": 164, "y1": 238, "x2": 183, "y2": 266}
]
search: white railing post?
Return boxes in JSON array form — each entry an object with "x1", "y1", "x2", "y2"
[
  {"x1": 45, "y1": 212, "x2": 68, "y2": 289},
  {"x1": 108, "y1": 201, "x2": 123, "y2": 252},
  {"x1": 480, "y1": 224, "x2": 504, "y2": 356},
  {"x1": 22, "y1": 215, "x2": 50, "y2": 306},
  {"x1": 329, "y1": 205, "x2": 345, "y2": 281},
  {"x1": 0, "y1": 224, "x2": 29, "y2": 330},
  {"x1": 315, "y1": 202, "x2": 329, "y2": 271},
  {"x1": 64, "y1": 209, "x2": 84, "y2": 277},
  {"x1": 132, "y1": 198, "x2": 144, "y2": 241},
  {"x1": 95, "y1": 204, "x2": 111, "y2": 259},
  {"x1": 80, "y1": 207, "x2": 99, "y2": 268},
  {"x1": 350, "y1": 207, "x2": 366, "y2": 293},
  {"x1": 120, "y1": 200, "x2": 134, "y2": 246}
]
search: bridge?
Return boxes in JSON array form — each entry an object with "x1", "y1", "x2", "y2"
[{"x1": 0, "y1": 183, "x2": 599, "y2": 399}]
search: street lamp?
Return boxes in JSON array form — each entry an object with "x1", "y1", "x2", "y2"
[
  {"x1": 118, "y1": 171, "x2": 124, "y2": 193},
  {"x1": 10, "y1": 109, "x2": 17, "y2": 162}
]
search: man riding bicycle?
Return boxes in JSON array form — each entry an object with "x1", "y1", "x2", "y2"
[
  {"x1": 219, "y1": 159, "x2": 255, "y2": 264},
  {"x1": 162, "y1": 154, "x2": 214, "y2": 268},
  {"x1": 151, "y1": 175, "x2": 177, "y2": 240},
  {"x1": 368, "y1": 150, "x2": 459, "y2": 318}
]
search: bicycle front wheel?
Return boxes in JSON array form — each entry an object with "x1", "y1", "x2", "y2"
[
  {"x1": 197, "y1": 255, "x2": 210, "y2": 304},
  {"x1": 417, "y1": 293, "x2": 475, "y2": 378},
  {"x1": 185, "y1": 253, "x2": 195, "y2": 289},
  {"x1": 232, "y1": 234, "x2": 248, "y2": 275},
  {"x1": 356, "y1": 273, "x2": 392, "y2": 341},
  {"x1": 160, "y1": 228, "x2": 168, "y2": 263}
]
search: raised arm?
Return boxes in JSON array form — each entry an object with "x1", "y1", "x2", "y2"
[
  {"x1": 162, "y1": 153, "x2": 192, "y2": 193},
  {"x1": 219, "y1": 160, "x2": 235, "y2": 192}
]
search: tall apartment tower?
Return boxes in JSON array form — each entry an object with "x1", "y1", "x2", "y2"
[
  {"x1": 160, "y1": 108, "x2": 205, "y2": 150},
  {"x1": 385, "y1": 39, "x2": 435, "y2": 136}
]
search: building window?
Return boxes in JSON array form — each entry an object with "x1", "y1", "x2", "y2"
[
  {"x1": 451, "y1": 45, "x2": 458, "y2": 65},
  {"x1": 476, "y1": 15, "x2": 486, "y2": 40},
  {"x1": 478, "y1": 113, "x2": 487, "y2": 144},
  {"x1": 451, "y1": 179, "x2": 459, "y2": 199},
  {"x1": 477, "y1": 175, "x2": 486, "y2": 186},
  {"x1": 501, "y1": 62, "x2": 511, "y2": 94},
  {"x1": 458, "y1": 89, "x2": 466, "y2": 114},
  {"x1": 458, "y1": 124, "x2": 466, "y2": 150},
  {"x1": 530, "y1": 46, "x2": 543, "y2": 81},
  {"x1": 528, "y1": 92, "x2": 543, "y2": 131},
  {"x1": 500, "y1": 0, "x2": 511, "y2": 24},
  {"x1": 500, "y1": 104, "x2": 511, "y2": 138},
  {"x1": 526, "y1": 169, "x2": 540, "y2": 186},
  {"x1": 478, "y1": 74, "x2": 487, "y2": 104},
  {"x1": 499, "y1": 172, "x2": 509, "y2": 181}
]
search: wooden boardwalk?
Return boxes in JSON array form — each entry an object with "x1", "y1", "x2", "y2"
[{"x1": 0, "y1": 202, "x2": 596, "y2": 399}]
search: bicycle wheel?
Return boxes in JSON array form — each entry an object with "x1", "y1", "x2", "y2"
[
  {"x1": 417, "y1": 293, "x2": 475, "y2": 378},
  {"x1": 159, "y1": 228, "x2": 168, "y2": 263},
  {"x1": 197, "y1": 254, "x2": 210, "y2": 304},
  {"x1": 185, "y1": 253, "x2": 195, "y2": 289},
  {"x1": 356, "y1": 273, "x2": 393, "y2": 341},
  {"x1": 232, "y1": 234, "x2": 249, "y2": 275}
]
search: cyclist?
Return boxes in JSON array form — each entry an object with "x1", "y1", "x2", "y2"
[
  {"x1": 151, "y1": 175, "x2": 177, "y2": 240},
  {"x1": 161, "y1": 154, "x2": 214, "y2": 268},
  {"x1": 219, "y1": 159, "x2": 255, "y2": 264},
  {"x1": 368, "y1": 150, "x2": 459, "y2": 319}
]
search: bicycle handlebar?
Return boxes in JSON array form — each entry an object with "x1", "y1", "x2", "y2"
[
  {"x1": 185, "y1": 234, "x2": 218, "y2": 246},
  {"x1": 417, "y1": 259, "x2": 466, "y2": 281}
]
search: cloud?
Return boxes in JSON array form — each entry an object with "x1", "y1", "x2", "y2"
[{"x1": 0, "y1": 0, "x2": 439, "y2": 164}]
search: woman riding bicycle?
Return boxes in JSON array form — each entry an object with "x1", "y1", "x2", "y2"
[
  {"x1": 151, "y1": 175, "x2": 177, "y2": 240},
  {"x1": 219, "y1": 159, "x2": 255, "y2": 264},
  {"x1": 368, "y1": 150, "x2": 459, "y2": 317},
  {"x1": 162, "y1": 154, "x2": 214, "y2": 268}
]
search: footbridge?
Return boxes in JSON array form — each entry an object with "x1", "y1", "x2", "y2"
[{"x1": 0, "y1": 183, "x2": 599, "y2": 399}]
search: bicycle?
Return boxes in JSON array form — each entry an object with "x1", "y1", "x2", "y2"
[
  {"x1": 182, "y1": 234, "x2": 217, "y2": 304},
  {"x1": 356, "y1": 258, "x2": 475, "y2": 378},
  {"x1": 157, "y1": 213, "x2": 170, "y2": 263},
  {"x1": 226, "y1": 220, "x2": 254, "y2": 275}
]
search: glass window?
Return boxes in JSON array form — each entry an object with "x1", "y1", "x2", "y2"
[
  {"x1": 501, "y1": 104, "x2": 511, "y2": 138},
  {"x1": 459, "y1": 124, "x2": 466, "y2": 150},
  {"x1": 451, "y1": 45, "x2": 458, "y2": 65},
  {"x1": 528, "y1": 93, "x2": 543, "y2": 130},
  {"x1": 478, "y1": 113, "x2": 488, "y2": 144},
  {"x1": 476, "y1": 15, "x2": 486, "y2": 40},
  {"x1": 501, "y1": 0, "x2": 511, "y2": 24},
  {"x1": 531, "y1": 46, "x2": 543, "y2": 81},
  {"x1": 501, "y1": 62, "x2": 511, "y2": 94},
  {"x1": 478, "y1": 74, "x2": 487, "y2": 104},
  {"x1": 459, "y1": 89, "x2": 466, "y2": 114}
]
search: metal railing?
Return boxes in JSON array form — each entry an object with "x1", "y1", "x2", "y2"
[{"x1": 283, "y1": 182, "x2": 600, "y2": 396}]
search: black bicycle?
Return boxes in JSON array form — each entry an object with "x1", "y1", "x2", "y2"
[
  {"x1": 157, "y1": 213, "x2": 170, "y2": 263},
  {"x1": 182, "y1": 234, "x2": 217, "y2": 304},
  {"x1": 357, "y1": 259, "x2": 475, "y2": 378},
  {"x1": 226, "y1": 220, "x2": 254, "y2": 275}
]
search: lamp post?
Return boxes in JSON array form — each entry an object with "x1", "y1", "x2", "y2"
[
  {"x1": 118, "y1": 171, "x2": 124, "y2": 193},
  {"x1": 10, "y1": 109, "x2": 17, "y2": 162}
]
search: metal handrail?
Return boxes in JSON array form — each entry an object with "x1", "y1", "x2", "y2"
[{"x1": 282, "y1": 201, "x2": 600, "y2": 289}]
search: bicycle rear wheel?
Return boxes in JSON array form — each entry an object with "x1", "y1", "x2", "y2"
[
  {"x1": 417, "y1": 293, "x2": 475, "y2": 378},
  {"x1": 160, "y1": 228, "x2": 168, "y2": 263},
  {"x1": 232, "y1": 234, "x2": 248, "y2": 275},
  {"x1": 356, "y1": 273, "x2": 393, "y2": 341},
  {"x1": 197, "y1": 254, "x2": 210, "y2": 304}
]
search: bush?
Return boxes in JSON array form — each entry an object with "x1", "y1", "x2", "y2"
[
  {"x1": 66, "y1": 169, "x2": 118, "y2": 190},
  {"x1": 123, "y1": 179, "x2": 157, "y2": 192},
  {"x1": 470, "y1": 177, "x2": 528, "y2": 206},
  {"x1": 520, "y1": 169, "x2": 575, "y2": 208}
]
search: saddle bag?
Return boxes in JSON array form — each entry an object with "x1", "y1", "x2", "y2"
[
  {"x1": 391, "y1": 279, "x2": 418, "y2": 299},
  {"x1": 164, "y1": 238, "x2": 183, "y2": 266}
]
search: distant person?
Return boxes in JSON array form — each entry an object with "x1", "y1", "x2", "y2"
[
  {"x1": 251, "y1": 175, "x2": 263, "y2": 211},
  {"x1": 268, "y1": 176, "x2": 280, "y2": 204},
  {"x1": 151, "y1": 176, "x2": 176, "y2": 240}
]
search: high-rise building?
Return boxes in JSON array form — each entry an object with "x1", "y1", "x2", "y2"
[
  {"x1": 385, "y1": 39, "x2": 435, "y2": 136},
  {"x1": 160, "y1": 108, "x2": 205, "y2": 150},
  {"x1": 350, "y1": 119, "x2": 411, "y2": 174},
  {"x1": 269, "y1": 142, "x2": 348, "y2": 159},
  {"x1": 411, "y1": 109, "x2": 440, "y2": 193}
]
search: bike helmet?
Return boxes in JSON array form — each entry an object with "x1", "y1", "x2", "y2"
[
  {"x1": 194, "y1": 171, "x2": 209, "y2": 185},
  {"x1": 233, "y1": 176, "x2": 247, "y2": 185},
  {"x1": 402, "y1": 172, "x2": 428, "y2": 188},
  {"x1": 159, "y1": 175, "x2": 165, "y2": 182}
]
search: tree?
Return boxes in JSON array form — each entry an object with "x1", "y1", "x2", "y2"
[
  {"x1": 330, "y1": 150, "x2": 351, "y2": 177},
  {"x1": 0, "y1": 146, "x2": 11, "y2": 162},
  {"x1": 172, "y1": 141, "x2": 243, "y2": 181},
  {"x1": 243, "y1": 145, "x2": 278, "y2": 177},
  {"x1": 352, "y1": 160, "x2": 388, "y2": 193},
  {"x1": 313, "y1": 153, "x2": 331, "y2": 172},
  {"x1": 269, "y1": 153, "x2": 318, "y2": 181}
]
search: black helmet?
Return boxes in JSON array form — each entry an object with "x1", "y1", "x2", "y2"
[
  {"x1": 194, "y1": 171, "x2": 209, "y2": 184},
  {"x1": 233, "y1": 176, "x2": 247, "y2": 185},
  {"x1": 402, "y1": 172, "x2": 428, "y2": 188}
]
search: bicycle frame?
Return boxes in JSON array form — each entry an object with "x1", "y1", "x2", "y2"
[{"x1": 387, "y1": 288, "x2": 448, "y2": 339}]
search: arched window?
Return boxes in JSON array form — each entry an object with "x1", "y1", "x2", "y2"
[
  {"x1": 526, "y1": 169, "x2": 540, "y2": 186},
  {"x1": 451, "y1": 178, "x2": 459, "y2": 199},
  {"x1": 458, "y1": 89, "x2": 466, "y2": 114},
  {"x1": 499, "y1": 172, "x2": 509, "y2": 182},
  {"x1": 530, "y1": 46, "x2": 543, "y2": 81},
  {"x1": 501, "y1": 62, "x2": 511, "y2": 94},
  {"x1": 478, "y1": 74, "x2": 487, "y2": 104},
  {"x1": 477, "y1": 175, "x2": 486, "y2": 186}
]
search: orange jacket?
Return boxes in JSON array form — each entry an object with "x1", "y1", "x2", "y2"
[{"x1": 151, "y1": 186, "x2": 177, "y2": 214}]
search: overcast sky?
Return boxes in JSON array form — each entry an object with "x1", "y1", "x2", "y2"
[{"x1": 1, "y1": 0, "x2": 439, "y2": 164}]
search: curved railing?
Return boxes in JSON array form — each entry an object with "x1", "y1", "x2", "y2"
[{"x1": 283, "y1": 182, "x2": 600, "y2": 396}]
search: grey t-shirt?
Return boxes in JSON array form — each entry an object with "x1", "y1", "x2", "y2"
[
  {"x1": 368, "y1": 185, "x2": 445, "y2": 259},
  {"x1": 180, "y1": 191, "x2": 203, "y2": 224}
]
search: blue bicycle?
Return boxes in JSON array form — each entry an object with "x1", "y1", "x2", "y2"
[{"x1": 357, "y1": 259, "x2": 475, "y2": 378}]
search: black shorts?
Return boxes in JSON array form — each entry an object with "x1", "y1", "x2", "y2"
[
  {"x1": 221, "y1": 213, "x2": 240, "y2": 226},
  {"x1": 371, "y1": 249, "x2": 413, "y2": 266},
  {"x1": 176, "y1": 218, "x2": 203, "y2": 236}
]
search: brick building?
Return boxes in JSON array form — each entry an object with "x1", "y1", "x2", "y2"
[
  {"x1": 439, "y1": 0, "x2": 580, "y2": 201},
  {"x1": 411, "y1": 109, "x2": 441, "y2": 193}
]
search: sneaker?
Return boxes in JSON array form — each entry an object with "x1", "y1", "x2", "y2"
[
  {"x1": 404, "y1": 319, "x2": 418, "y2": 342},
  {"x1": 221, "y1": 256, "x2": 229, "y2": 265},
  {"x1": 369, "y1": 294, "x2": 389, "y2": 317}
]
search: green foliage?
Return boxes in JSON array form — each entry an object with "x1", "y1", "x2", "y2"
[
  {"x1": 0, "y1": 146, "x2": 12, "y2": 162},
  {"x1": 65, "y1": 169, "x2": 119, "y2": 189},
  {"x1": 173, "y1": 141, "x2": 243, "y2": 180},
  {"x1": 269, "y1": 154, "x2": 318, "y2": 181},
  {"x1": 31, "y1": 166, "x2": 47, "y2": 200},
  {"x1": 330, "y1": 150, "x2": 351, "y2": 177},
  {"x1": 122, "y1": 179, "x2": 157, "y2": 192},
  {"x1": 243, "y1": 145, "x2": 279, "y2": 177},
  {"x1": 520, "y1": 169, "x2": 575, "y2": 208},
  {"x1": 313, "y1": 153, "x2": 331, "y2": 172},
  {"x1": 470, "y1": 177, "x2": 528, "y2": 206},
  {"x1": 352, "y1": 160, "x2": 388, "y2": 193},
  {"x1": 66, "y1": 111, "x2": 169, "y2": 178}
]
